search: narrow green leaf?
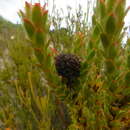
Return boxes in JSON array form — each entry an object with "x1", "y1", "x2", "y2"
[
  {"x1": 93, "y1": 25, "x2": 100, "y2": 40},
  {"x1": 18, "y1": 10, "x2": 25, "y2": 19},
  {"x1": 87, "y1": 49, "x2": 95, "y2": 61},
  {"x1": 25, "y1": 1, "x2": 32, "y2": 19},
  {"x1": 34, "y1": 48, "x2": 44, "y2": 63},
  {"x1": 99, "y1": 0, "x2": 106, "y2": 19},
  {"x1": 42, "y1": 11, "x2": 48, "y2": 28},
  {"x1": 105, "y1": 14, "x2": 116, "y2": 35},
  {"x1": 107, "y1": 45, "x2": 117, "y2": 59},
  {"x1": 106, "y1": 0, "x2": 115, "y2": 12},
  {"x1": 35, "y1": 29, "x2": 45, "y2": 47},
  {"x1": 32, "y1": 3, "x2": 42, "y2": 26},
  {"x1": 100, "y1": 33, "x2": 110, "y2": 49},
  {"x1": 23, "y1": 18, "x2": 35, "y2": 39},
  {"x1": 105, "y1": 60, "x2": 115, "y2": 73}
]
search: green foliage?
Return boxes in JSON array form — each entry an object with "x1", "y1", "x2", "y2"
[{"x1": 0, "y1": 0, "x2": 130, "y2": 129}]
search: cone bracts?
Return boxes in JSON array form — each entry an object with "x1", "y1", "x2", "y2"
[{"x1": 55, "y1": 53, "x2": 81, "y2": 86}]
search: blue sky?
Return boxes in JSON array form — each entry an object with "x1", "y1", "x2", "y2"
[{"x1": 0, "y1": 0, "x2": 130, "y2": 26}]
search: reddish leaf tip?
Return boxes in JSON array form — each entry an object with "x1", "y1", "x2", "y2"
[
  {"x1": 36, "y1": 28, "x2": 43, "y2": 33},
  {"x1": 50, "y1": 47, "x2": 58, "y2": 54},
  {"x1": 99, "y1": 0, "x2": 105, "y2": 3},
  {"x1": 25, "y1": 1, "x2": 31, "y2": 7},
  {"x1": 23, "y1": 18, "x2": 30, "y2": 23},
  {"x1": 34, "y1": 3, "x2": 41, "y2": 7},
  {"x1": 43, "y1": 10, "x2": 48, "y2": 15}
]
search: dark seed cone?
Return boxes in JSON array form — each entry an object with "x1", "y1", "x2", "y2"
[{"x1": 55, "y1": 53, "x2": 81, "y2": 87}]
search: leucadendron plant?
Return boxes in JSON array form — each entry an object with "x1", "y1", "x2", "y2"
[{"x1": 18, "y1": 0, "x2": 130, "y2": 129}]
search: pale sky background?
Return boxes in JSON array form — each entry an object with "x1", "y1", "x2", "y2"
[{"x1": 0, "y1": 0, "x2": 130, "y2": 27}]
